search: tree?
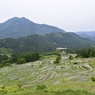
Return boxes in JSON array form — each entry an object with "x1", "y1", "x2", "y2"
[
  {"x1": 37, "y1": 84, "x2": 47, "y2": 90},
  {"x1": 69, "y1": 55, "x2": 74, "y2": 60},
  {"x1": 54, "y1": 56, "x2": 61, "y2": 64},
  {"x1": 25, "y1": 52, "x2": 40, "y2": 62},
  {"x1": 77, "y1": 48, "x2": 95, "y2": 58},
  {"x1": 91, "y1": 50, "x2": 95, "y2": 57}
]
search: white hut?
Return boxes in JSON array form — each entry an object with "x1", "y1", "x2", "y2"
[{"x1": 56, "y1": 47, "x2": 67, "y2": 59}]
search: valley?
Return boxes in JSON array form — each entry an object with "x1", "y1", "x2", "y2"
[
  {"x1": 0, "y1": 52, "x2": 95, "y2": 95},
  {"x1": 0, "y1": 17, "x2": 95, "y2": 95},
  {"x1": 1, "y1": 0, "x2": 95, "y2": 94}
]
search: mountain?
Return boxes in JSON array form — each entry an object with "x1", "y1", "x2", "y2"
[
  {"x1": 0, "y1": 32, "x2": 93, "y2": 53},
  {"x1": 0, "y1": 17, "x2": 65, "y2": 39},
  {"x1": 46, "y1": 32, "x2": 92, "y2": 49},
  {"x1": 75, "y1": 31, "x2": 95, "y2": 42},
  {"x1": 0, "y1": 17, "x2": 94, "y2": 53}
]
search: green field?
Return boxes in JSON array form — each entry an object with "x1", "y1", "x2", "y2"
[{"x1": 0, "y1": 54, "x2": 95, "y2": 95}]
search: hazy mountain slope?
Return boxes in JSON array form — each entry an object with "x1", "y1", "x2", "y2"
[
  {"x1": 75, "y1": 31, "x2": 95, "y2": 41},
  {"x1": 46, "y1": 32, "x2": 92, "y2": 49},
  {"x1": 0, "y1": 32, "x2": 92, "y2": 53},
  {"x1": 0, "y1": 17, "x2": 65, "y2": 39}
]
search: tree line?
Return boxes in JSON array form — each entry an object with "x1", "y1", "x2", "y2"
[
  {"x1": 76, "y1": 48, "x2": 95, "y2": 58},
  {"x1": 0, "y1": 52, "x2": 40, "y2": 67}
]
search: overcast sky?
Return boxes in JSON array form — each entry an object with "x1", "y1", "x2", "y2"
[{"x1": 0, "y1": 0, "x2": 95, "y2": 32}]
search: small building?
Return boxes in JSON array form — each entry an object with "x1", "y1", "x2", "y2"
[
  {"x1": 56, "y1": 47, "x2": 67, "y2": 57},
  {"x1": 56, "y1": 47, "x2": 67, "y2": 51}
]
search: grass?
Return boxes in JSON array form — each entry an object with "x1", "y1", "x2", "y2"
[
  {"x1": 1, "y1": 83, "x2": 95, "y2": 95},
  {"x1": 0, "y1": 54, "x2": 95, "y2": 94}
]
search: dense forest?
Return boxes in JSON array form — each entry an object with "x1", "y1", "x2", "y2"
[
  {"x1": 0, "y1": 32, "x2": 93, "y2": 53},
  {"x1": 0, "y1": 52, "x2": 39, "y2": 67}
]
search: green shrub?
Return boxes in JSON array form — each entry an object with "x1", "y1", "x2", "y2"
[
  {"x1": 37, "y1": 84, "x2": 47, "y2": 90},
  {"x1": 69, "y1": 55, "x2": 74, "y2": 60},
  {"x1": 0, "y1": 86, "x2": 7, "y2": 94},
  {"x1": 75, "y1": 55, "x2": 79, "y2": 58},
  {"x1": 0, "y1": 64, "x2": 3, "y2": 68},
  {"x1": 0, "y1": 85, "x2": 5, "y2": 89},
  {"x1": 17, "y1": 58, "x2": 26, "y2": 64},
  {"x1": 17, "y1": 84, "x2": 22, "y2": 88},
  {"x1": 74, "y1": 62, "x2": 79, "y2": 65},
  {"x1": 91, "y1": 77, "x2": 95, "y2": 82},
  {"x1": 54, "y1": 56, "x2": 61, "y2": 64},
  {"x1": 1, "y1": 60, "x2": 9, "y2": 64}
]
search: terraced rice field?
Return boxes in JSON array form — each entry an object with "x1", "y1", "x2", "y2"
[{"x1": 0, "y1": 55, "x2": 95, "y2": 88}]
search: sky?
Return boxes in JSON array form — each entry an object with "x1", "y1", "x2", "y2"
[{"x1": 0, "y1": 0, "x2": 95, "y2": 32}]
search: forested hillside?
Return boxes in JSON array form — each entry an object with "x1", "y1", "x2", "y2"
[
  {"x1": 0, "y1": 32, "x2": 93, "y2": 53},
  {"x1": 46, "y1": 32, "x2": 92, "y2": 49}
]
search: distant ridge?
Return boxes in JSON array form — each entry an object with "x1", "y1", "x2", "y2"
[
  {"x1": 0, "y1": 17, "x2": 65, "y2": 39},
  {"x1": 75, "y1": 31, "x2": 95, "y2": 41}
]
